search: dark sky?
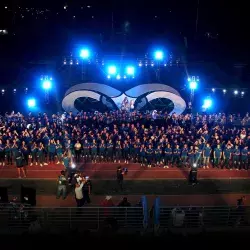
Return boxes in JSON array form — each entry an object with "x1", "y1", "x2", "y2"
[{"x1": 0, "y1": 0, "x2": 249, "y2": 61}]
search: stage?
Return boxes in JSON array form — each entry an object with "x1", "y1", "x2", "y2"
[{"x1": 0, "y1": 163, "x2": 250, "y2": 180}]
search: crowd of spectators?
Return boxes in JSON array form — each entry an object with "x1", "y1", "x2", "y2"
[{"x1": 1, "y1": 110, "x2": 250, "y2": 177}]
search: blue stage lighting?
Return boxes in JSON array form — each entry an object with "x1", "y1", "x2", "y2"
[
  {"x1": 189, "y1": 81, "x2": 197, "y2": 90},
  {"x1": 116, "y1": 74, "x2": 121, "y2": 80},
  {"x1": 108, "y1": 66, "x2": 117, "y2": 75},
  {"x1": 126, "y1": 66, "x2": 135, "y2": 75},
  {"x1": 80, "y1": 49, "x2": 90, "y2": 59},
  {"x1": 28, "y1": 99, "x2": 36, "y2": 108},
  {"x1": 154, "y1": 50, "x2": 164, "y2": 60},
  {"x1": 42, "y1": 80, "x2": 52, "y2": 90},
  {"x1": 203, "y1": 98, "x2": 212, "y2": 109}
]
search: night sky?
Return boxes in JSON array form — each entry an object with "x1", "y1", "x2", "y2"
[
  {"x1": 0, "y1": 0, "x2": 249, "y2": 89},
  {"x1": 0, "y1": 0, "x2": 249, "y2": 59}
]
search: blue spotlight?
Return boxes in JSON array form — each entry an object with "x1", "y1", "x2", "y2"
[
  {"x1": 108, "y1": 66, "x2": 117, "y2": 75},
  {"x1": 28, "y1": 99, "x2": 36, "y2": 108},
  {"x1": 154, "y1": 50, "x2": 164, "y2": 60},
  {"x1": 126, "y1": 66, "x2": 135, "y2": 75},
  {"x1": 80, "y1": 49, "x2": 90, "y2": 59},
  {"x1": 42, "y1": 80, "x2": 52, "y2": 90},
  {"x1": 189, "y1": 81, "x2": 197, "y2": 90},
  {"x1": 203, "y1": 98, "x2": 212, "y2": 109}
]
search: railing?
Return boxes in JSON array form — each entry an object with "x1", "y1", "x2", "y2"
[
  {"x1": 158, "y1": 206, "x2": 250, "y2": 230},
  {"x1": 1, "y1": 203, "x2": 250, "y2": 234},
  {"x1": 0, "y1": 204, "x2": 144, "y2": 233}
]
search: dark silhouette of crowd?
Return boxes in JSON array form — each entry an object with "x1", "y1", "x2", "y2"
[{"x1": 1, "y1": 110, "x2": 250, "y2": 177}]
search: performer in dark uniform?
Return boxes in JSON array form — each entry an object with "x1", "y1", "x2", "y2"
[
  {"x1": 83, "y1": 140, "x2": 90, "y2": 163},
  {"x1": 155, "y1": 145, "x2": 162, "y2": 166},
  {"x1": 30, "y1": 142, "x2": 38, "y2": 166},
  {"x1": 15, "y1": 149, "x2": 26, "y2": 178},
  {"x1": 106, "y1": 139, "x2": 114, "y2": 162},
  {"x1": 223, "y1": 145, "x2": 232, "y2": 169},
  {"x1": 134, "y1": 139, "x2": 141, "y2": 163},
  {"x1": 146, "y1": 144, "x2": 154, "y2": 168},
  {"x1": 5, "y1": 141, "x2": 12, "y2": 165},
  {"x1": 188, "y1": 145, "x2": 195, "y2": 167},
  {"x1": 130, "y1": 141, "x2": 136, "y2": 163},
  {"x1": 123, "y1": 140, "x2": 130, "y2": 164},
  {"x1": 116, "y1": 166, "x2": 124, "y2": 191},
  {"x1": 90, "y1": 139, "x2": 98, "y2": 163},
  {"x1": 139, "y1": 144, "x2": 146, "y2": 166},
  {"x1": 181, "y1": 144, "x2": 189, "y2": 167},
  {"x1": 233, "y1": 145, "x2": 241, "y2": 170},
  {"x1": 172, "y1": 145, "x2": 181, "y2": 167},
  {"x1": 241, "y1": 146, "x2": 248, "y2": 170},
  {"x1": 213, "y1": 144, "x2": 222, "y2": 169},
  {"x1": 195, "y1": 146, "x2": 203, "y2": 168},
  {"x1": 99, "y1": 140, "x2": 106, "y2": 162},
  {"x1": 82, "y1": 177, "x2": 92, "y2": 205},
  {"x1": 203, "y1": 143, "x2": 211, "y2": 169},
  {"x1": 21, "y1": 142, "x2": 29, "y2": 166},
  {"x1": 164, "y1": 144, "x2": 172, "y2": 168},
  {"x1": 114, "y1": 140, "x2": 122, "y2": 163}
]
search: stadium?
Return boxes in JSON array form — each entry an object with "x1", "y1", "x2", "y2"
[{"x1": 0, "y1": 0, "x2": 250, "y2": 241}]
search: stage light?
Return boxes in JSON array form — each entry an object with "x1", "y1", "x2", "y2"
[
  {"x1": 212, "y1": 88, "x2": 215, "y2": 92},
  {"x1": 126, "y1": 66, "x2": 135, "y2": 75},
  {"x1": 151, "y1": 63, "x2": 154, "y2": 67},
  {"x1": 71, "y1": 163, "x2": 76, "y2": 169},
  {"x1": 123, "y1": 75, "x2": 127, "y2": 79},
  {"x1": 1, "y1": 89, "x2": 5, "y2": 95},
  {"x1": 108, "y1": 66, "x2": 117, "y2": 75},
  {"x1": 28, "y1": 99, "x2": 36, "y2": 108},
  {"x1": 80, "y1": 49, "x2": 90, "y2": 59},
  {"x1": 154, "y1": 50, "x2": 164, "y2": 60},
  {"x1": 107, "y1": 75, "x2": 111, "y2": 79},
  {"x1": 241, "y1": 91, "x2": 245, "y2": 96},
  {"x1": 223, "y1": 89, "x2": 226, "y2": 94},
  {"x1": 138, "y1": 62, "x2": 142, "y2": 67},
  {"x1": 193, "y1": 163, "x2": 197, "y2": 168},
  {"x1": 189, "y1": 81, "x2": 197, "y2": 90},
  {"x1": 116, "y1": 74, "x2": 121, "y2": 80},
  {"x1": 42, "y1": 80, "x2": 52, "y2": 90},
  {"x1": 202, "y1": 98, "x2": 212, "y2": 109},
  {"x1": 234, "y1": 90, "x2": 238, "y2": 95}
]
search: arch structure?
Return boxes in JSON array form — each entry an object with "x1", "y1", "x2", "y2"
[{"x1": 62, "y1": 83, "x2": 186, "y2": 115}]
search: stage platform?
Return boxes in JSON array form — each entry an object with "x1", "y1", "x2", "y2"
[{"x1": 0, "y1": 163, "x2": 250, "y2": 180}]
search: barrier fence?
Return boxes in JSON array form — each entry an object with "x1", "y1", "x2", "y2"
[
  {"x1": 0, "y1": 204, "x2": 144, "y2": 233},
  {"x1": 0, "y1": 203, "x2": 250, "y2": 234},
  {"x1": 158, "y1": 206, "x2": 250, "y2": 229}
]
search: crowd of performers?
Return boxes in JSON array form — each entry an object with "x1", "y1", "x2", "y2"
[{"x1": 0, "y1": 111, "x2": 250, "y2": 178}]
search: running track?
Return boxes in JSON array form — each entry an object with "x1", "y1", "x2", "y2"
[
  {"x1": 0, "y1": 163, "x2": 250, "y2": 179},
  {"x1": 34, "y1": 194, "x2": 250, "y2": 207},
  {"x1": 1, "y1": 163, "x2": 250, "y2": 206}
]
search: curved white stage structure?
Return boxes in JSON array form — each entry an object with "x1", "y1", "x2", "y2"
[{"x1": 62, "y1": 83, "x2": 186, "y2": 115}]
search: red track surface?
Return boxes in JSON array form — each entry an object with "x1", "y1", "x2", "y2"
[
  {"x1": 0, "y1": 163, "x2": 250, "y2": 179},
  {"x1": 35, "y1": 194, "x2": 250, "y2": 207}
]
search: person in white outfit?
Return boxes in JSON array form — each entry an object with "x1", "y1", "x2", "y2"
[{"x1": 75, "y1": 181, "x2": 84, "y2": 207}]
